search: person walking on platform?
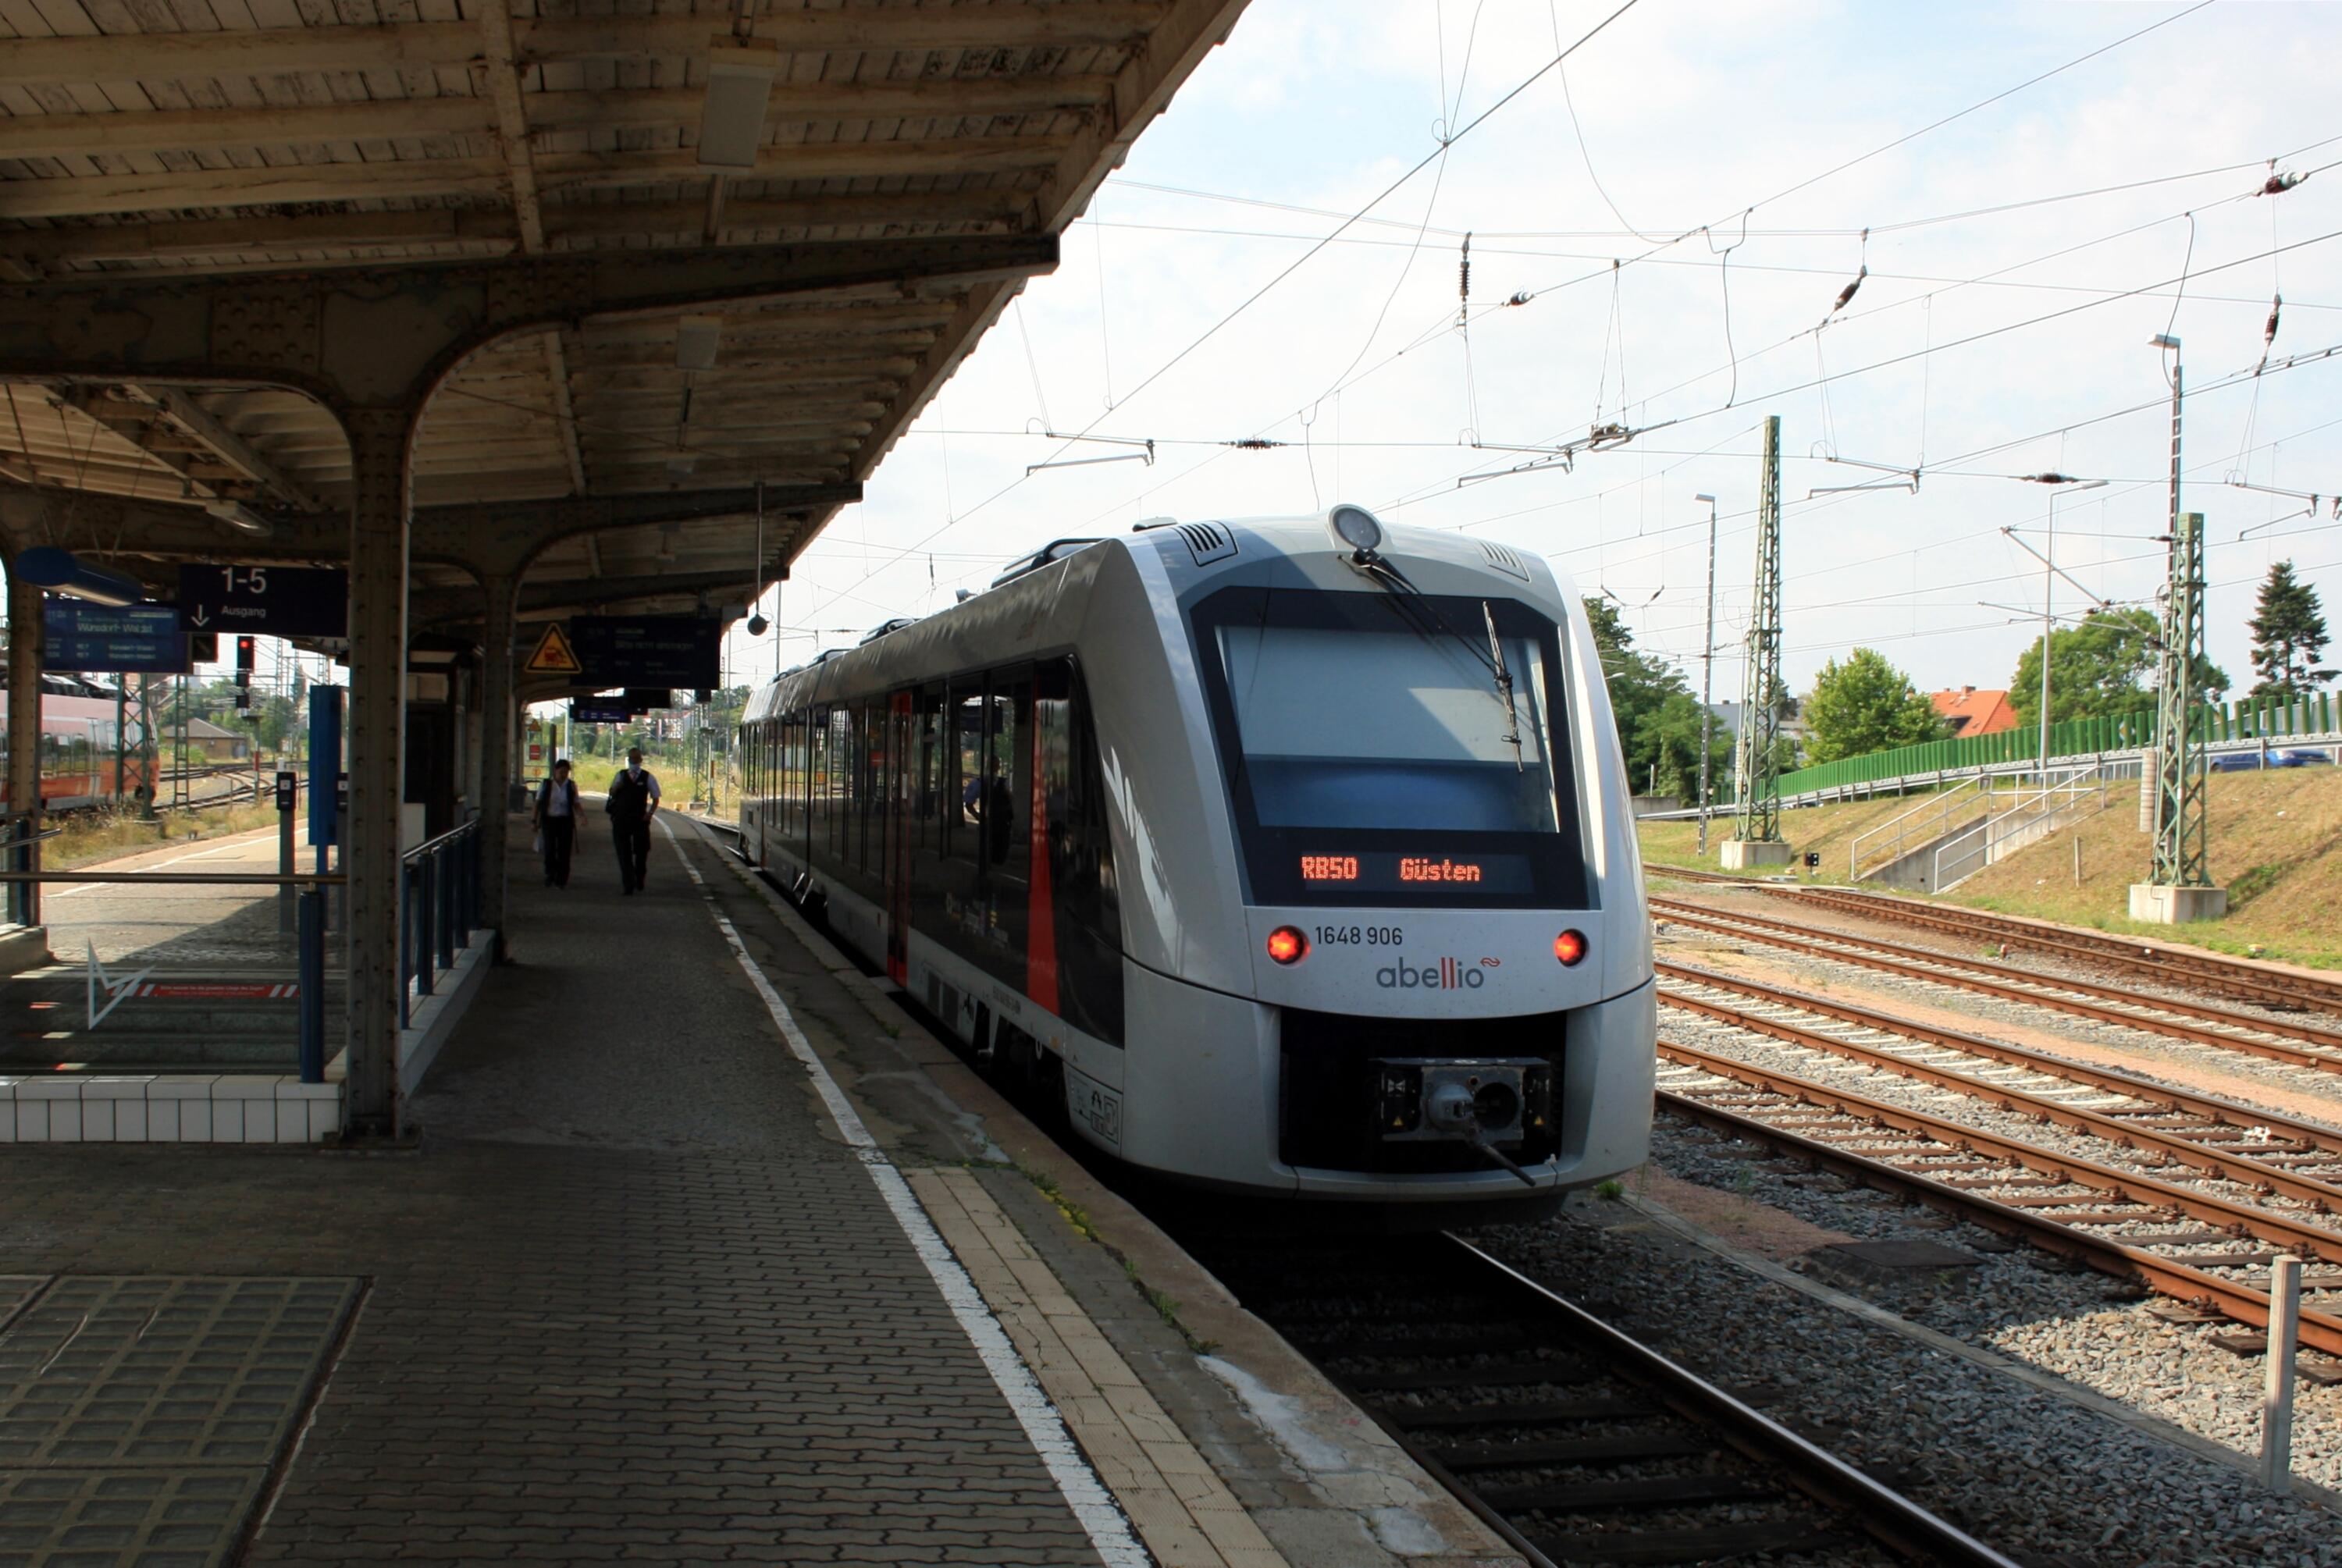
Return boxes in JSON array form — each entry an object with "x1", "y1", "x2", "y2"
[
  {"x1": 533, "y1": 759, "x2": 579, "y2": 889},
  {"x1": 607, "y1": 747, "x2": 660, "y2": 895}
]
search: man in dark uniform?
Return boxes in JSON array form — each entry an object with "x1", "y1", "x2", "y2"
[{"x1": 606, "y1": 747, "x2": 660, "y2": 894}]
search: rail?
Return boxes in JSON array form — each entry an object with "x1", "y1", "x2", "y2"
[
  {"x1": 398, "y1": 817, "x2": 481, "y2": 1032},
  {"x1": 1194, "y1": 1231, "x2": 2018, "y2": 1567}
]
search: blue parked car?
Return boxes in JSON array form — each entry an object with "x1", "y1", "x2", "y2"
[{"x1": 2211, "y1": 748, "x2": 2336, "y2": 770}]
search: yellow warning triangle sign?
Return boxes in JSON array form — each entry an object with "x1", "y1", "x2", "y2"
[{"x1": 524, "y1": 622, "x2": 583, "y2": 676}]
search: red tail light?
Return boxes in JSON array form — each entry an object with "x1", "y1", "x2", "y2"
[
  {"x1": 1266, "y1": 926, "x2": 1309, "y2": 965},
  {"x1": 1554, "y1": 930, "x2": 1588, "y2": 965}
]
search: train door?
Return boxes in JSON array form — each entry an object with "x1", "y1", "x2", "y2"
[{"x1": 885, "y1": 691, "x2": 913, "y2": 983}]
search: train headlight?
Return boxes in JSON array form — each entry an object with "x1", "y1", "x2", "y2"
[
  {"x1": 1554, "y1": 929, "x2": 1588, "y2": 965},
  {"x1": 1265, "y1": 925, "x2": 1309, "y2": 965},
  {"x1": 1328, "y1": 503, "x2": 1385, "y2": 556}
]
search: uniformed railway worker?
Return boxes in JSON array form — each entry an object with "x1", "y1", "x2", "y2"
[{"x1": 607, "y1": 747, "x2": 661, "y2": 895}]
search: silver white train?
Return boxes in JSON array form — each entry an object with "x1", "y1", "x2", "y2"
[{"x1": 737, "y1": 505, "x2": 1655, "y2": 1211}]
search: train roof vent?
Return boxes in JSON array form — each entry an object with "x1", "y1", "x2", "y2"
[
  {"x1": 991, "y1": 537, "x2": 1105, "y2": 589},
  {"x1": 1176, "y1": 521, "x2": 1238, "y2": 567},
  {"x1": 858, "y1": 616, "x2": 920, "y2": 645},
  {"x1": 1479, "y1": 540, "x2": 1534, "y2": 581}
]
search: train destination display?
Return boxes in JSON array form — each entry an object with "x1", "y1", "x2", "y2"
[{"x1": 1296, "y1": 851, "x2": 1533, "y2": 894}]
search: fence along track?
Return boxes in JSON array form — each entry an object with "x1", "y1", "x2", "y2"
[
  {"x1": 1655, "y1": 961, "x2": 2342, "y2": 1228},
  {"x1": 1656, "y1": 1043, "x2": 2342, "y2": 1358},
  {"x1": 1193, "y1": 1232, "x2": 2016, "y2": 1568},
  {"x1": 1771, "y1": 886, "x2": 2342, "y2": 1015},
  {"x1": 1650, "y1": 896, "x2": 2342, "y2": 1071}
]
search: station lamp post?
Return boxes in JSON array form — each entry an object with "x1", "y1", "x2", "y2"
[
  {"x1": 2034, "y1": 476, "x2": 2108, "y2": 784},
  {"x1": 1693, "y1": 492, "x2": 1720, "y2": 856}
]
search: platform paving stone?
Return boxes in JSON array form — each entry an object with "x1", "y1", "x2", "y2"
[{"x1": 0, "y1": 810, "x2": 1111, "y2": 1566}]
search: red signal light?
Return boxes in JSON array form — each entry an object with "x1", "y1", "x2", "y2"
[
  {"x1": 1554, "y1": 930, "x2": 1588, "y2": 966},
  {"x1": 1266, "y1": 926, "x2": 1309, "y2": 965}
]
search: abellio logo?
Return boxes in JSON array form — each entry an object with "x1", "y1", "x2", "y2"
[{"x1": 1376, "y1": 956, "x2": 1500, "y2": 990}]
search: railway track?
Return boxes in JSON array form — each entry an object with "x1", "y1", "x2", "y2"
[
  {"x1": 1654, "y1": 1040, "x2": 2342, "y2": 1360},
  {"x1": 1650, "y1": 896, "x2": 2342, "y2": 1073},
  {"x1": 1192, "y1": 1232, "x2": 2015, "y2": 1567},
  {"x1": 1767, "y1": 885, "x2": 2342, "y2": 1015},
  {"x1": 1657, "y1": 961, "x2": 2342, "y2": 1226}
]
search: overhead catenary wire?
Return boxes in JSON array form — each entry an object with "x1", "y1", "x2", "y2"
[
  {"x1": 797, "y1": 3, "x2": 2320, "y2": 645},
  {"x1": 790, "y1": 0, "x2": 1649, "y2": 626},
  {"x1": 876, "y1": 113, "x2": 2333, "y2": 585}
]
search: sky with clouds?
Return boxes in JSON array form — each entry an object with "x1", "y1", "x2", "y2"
[{"x1": 736, "y1": 0, "x2": 2342, "y2": 710}]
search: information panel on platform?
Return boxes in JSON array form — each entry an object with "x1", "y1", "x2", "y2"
[
  {"x1": 177, "y1": 564, "x2": 349, "y2": 638},
  {"x1": 568, "y1": 617, "x2": 720, "y2": 689},
  {"x1": 41, "y1": 598, "x2": 191, "y2": 674}
]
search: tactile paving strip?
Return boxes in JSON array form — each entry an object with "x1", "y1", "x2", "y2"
[
  {"x1": 0, "y1": 1278, "x2": 354, "y2": 1469},
  {"x1": 0, "y1": 1283, "x2": 44, "y2": 1339},
  {"x1": 0, "y1": 1277, "x2": 357, "y2": 1567},
  {"x1": 0, "y1": 1469, "x2": 258, "y2": 1568}
]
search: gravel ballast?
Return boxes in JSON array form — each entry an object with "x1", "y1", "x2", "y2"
[{"x1": 1468, "y1": 1116, "x2": 2340, "y2": 1566}]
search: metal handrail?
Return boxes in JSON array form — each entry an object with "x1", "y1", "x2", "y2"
[
  {"x1": 0, "y1": 871, "x2": 347, "y2": 884},
  {"x1": 1848, "y1": 775, "x2": 1987, "y2": 880},
  {"x1": 398, "y1": 817, "x2": 481, "y2": 1030},
  {"x1": 1931, "y1": 763, "x2": 2113, "y2": 891},
  {"x1": 402, "y1": 820, "x2": 478, "y2": 864}
]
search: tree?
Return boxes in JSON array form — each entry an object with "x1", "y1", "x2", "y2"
[
  {"x1": 1582, "y1": 599, "x2": 1731, "y2": 799},
  {"x1": 2009, "y1": 607, "x2": 2230, "y2": 730},
  {"x1": 1799, "y1": 648, "x2": 1945, "y2": 765},
  {"x1": 2246, "y1": 560, "x2": 2334, "y2": 702}
]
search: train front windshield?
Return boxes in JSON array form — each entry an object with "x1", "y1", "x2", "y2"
[{"x1": 1193, "y1": 585, "x2": 1591, "y2": 908}]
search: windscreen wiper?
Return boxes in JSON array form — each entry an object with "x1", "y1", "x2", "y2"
[{"x1": 1482, "y1": 600, "x2": 1525, "y2": 773}]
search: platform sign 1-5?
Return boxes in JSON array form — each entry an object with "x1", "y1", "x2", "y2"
[
  {"x1": 41, "y1": 598, "x2": 190, "y2": 674},
  {"x1": 568, "y1": 617, "x2": 720, "y2": 688},
  {"x1": 178, "y1": 564, "x2": 349, "y2": 638},
  {"x1": 569, "y1": 703, "x2": 632, "y2": 723}
]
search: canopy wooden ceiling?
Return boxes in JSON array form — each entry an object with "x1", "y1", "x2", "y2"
[{"x1": 0, "y1": 0, "x2": 1249, "y2": 639}]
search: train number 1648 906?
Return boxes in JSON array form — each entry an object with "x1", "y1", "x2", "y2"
[{"x1": 1315, "y1": 925, "x2": 1404, "y2": 946}]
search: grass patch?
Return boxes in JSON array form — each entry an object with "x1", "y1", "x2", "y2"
[
  {"x1": 45, "y1": 799, "x2": 282, "y2": 873},
  {"x1": 1644, "y1": 770, "x2": 2342, "y2": 972},
  {"x1": 1639, "y1": 788, "x2": 1971, "y2": 884},
  {"x1": 1122, "y1": 1258, "x2": 1217, "y2": 1356},
  {"x1": 1002, "y1": 1162, "x2": 1219, "y2": 1355},
  {"x1": 1922, "y1": 769, "x2": 2342, "y2": 969}
]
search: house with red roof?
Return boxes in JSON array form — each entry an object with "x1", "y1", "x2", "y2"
[{"x1": 1931, "y1": 686, "x2": 2019, "y2": 738}]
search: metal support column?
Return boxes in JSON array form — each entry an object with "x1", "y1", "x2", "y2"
[
  {"x1": 5, "y1": 572, "x2": 43, "y2": 929},
  {"x1": 341, "y1": 407, "x2": 415, "y2": 1136},
  {"x1": 2148, "y1": 510, "x2": 2211, "y2": 886},
  {"x1": 1733, "y1": 415, "x2": 1785, "y2": 846},
  {"x1": 475, "y1": 573, "x2": 516, "y2": 950}
]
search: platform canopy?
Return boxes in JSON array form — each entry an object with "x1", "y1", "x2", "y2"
[{"x1": 0, "y1": 0, "x2": 1250, "y2": 645}]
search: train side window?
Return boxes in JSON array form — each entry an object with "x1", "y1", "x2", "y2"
[
  {"x1": 859, "y1": 699, "x2": 886, "y2": 875},
  {"x1": 914, "y1": 685, "x2": 945, "y2": 857},
  {"x1": 982, "y1": 671, "x2": 1032, "y2": 876},
  {"x1": 949, "y1": 683, "x2": 986, "y2": 869},
  {"x1": 1037, "y1": 660, "x2": 1124, "y2": 1043},
  {"x1": 788, "y1": 710, "x2": 809, "y2": 844},
  {"x1": 834, "y1": 706, "x2": 859, "y2": 864},
  {"x1": 810, "y1": 706, "x2": 833, "y2": 864}
]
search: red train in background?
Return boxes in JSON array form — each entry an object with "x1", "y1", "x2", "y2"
[{"x1": 0, "y1": 681, "x2": 155, "y2": 813}]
